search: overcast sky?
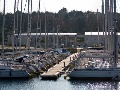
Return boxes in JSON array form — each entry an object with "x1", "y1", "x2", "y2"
[{"x1": 0, "y1": 0, "x2": 120, "y2": 13}]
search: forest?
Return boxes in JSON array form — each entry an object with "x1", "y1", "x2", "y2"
[{"x1": 0, "y1": 7, "x2": 120, "y2": 41}]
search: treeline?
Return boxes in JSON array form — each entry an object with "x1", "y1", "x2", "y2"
[{"x1": 0, "y1": 7, "x2": 120, "y2": 41}]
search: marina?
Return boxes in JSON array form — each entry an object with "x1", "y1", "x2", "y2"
[
  {"x1": 0, "y1": 0, "x2": 119, "y2": 80},
  {"x1": 1, "y1": 0, "x2": 120, "y2": 90}
]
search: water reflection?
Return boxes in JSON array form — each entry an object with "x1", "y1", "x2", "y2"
[
  {"x1": 0, "y1": 78, "x2": 33, "y2": 90},
  {"x1": 68, "y1": 79, "x2": 120, "y2": 90},
  {"x1": 0, "y1": 76, "x2": 120, "y2": 90}
]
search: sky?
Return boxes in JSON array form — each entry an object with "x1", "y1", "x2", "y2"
[{"x1": 0, "y1": 0, "x2": 120, "y2": 13}]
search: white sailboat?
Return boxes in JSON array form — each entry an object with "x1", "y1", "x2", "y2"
[
  {"x1": 68, "y1": 0, "x2": 120, "y2": 80},
  {"x1": 0, "y1": 0, "x2": 32, "y2": 78},
  {"x1": 67, "y1": 49, "x2": 120, "y2": 80},
  {"x1": 0, "y1": 61, "x2": 31, "y2": 78}
]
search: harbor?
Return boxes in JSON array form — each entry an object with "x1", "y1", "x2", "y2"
[
  {"x1": 0, "y1": 0, "x2": 119, "y2": 80},
  {"x1": 1, "y1": 0, "x2": 120, "y2": 90}
]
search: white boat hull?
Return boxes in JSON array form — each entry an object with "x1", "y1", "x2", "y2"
[
  {"x1": 68, "y1": 68, "x2": 120, "y2": 80},
  {"x1": 0, "y1": 69, "x2": 30, "y2": 78}
]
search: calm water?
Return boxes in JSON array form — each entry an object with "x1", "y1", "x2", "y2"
[{"x1": 0, "y1": 75, "x2": 120, "y2": 90}]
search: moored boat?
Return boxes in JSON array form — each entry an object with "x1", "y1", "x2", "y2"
[
  {"x1": 0, "y1": 64, "x2": 32, "y2": 78},
  {"x1": 67, "y1": 49, "x2": 120, "y2": 80}
]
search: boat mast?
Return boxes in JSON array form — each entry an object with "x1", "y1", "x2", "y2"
[
  {"x1": 45, "y1": 10, "x2": 47, "y2": 49},
  {"x1": 102, "y1": 0, "x2": 105, "y2": 47},
  {"x1": 2, "y1": 0, "x2": 5, "y2": 54},
  {"x1": 39, "y1": 0, "x2": 41, "y2": 48},
  {"x1": 39, "y1": 19, "x2": 41, "y2": 48},
  {"x1": 107, "y1": 0, "x2": 111, "y2": 51},
  {"x1": 27, "y1": 0, "x2": 30, "y2": 50},
  {"x1": 110, "y1": 0, "x2": 114, "y2": 54},
  {"x1": 12, "y1": 0, "x2": 16, "y2": 52},
  {"x1": 113, "y1": 0, "x2": 117, "y2": 66},
  {"x1": 29, "y1": 0, "x2": 32, "y2": 49},
  {"x1": 97, "y1": 9, "x2": 99, "y2": 46},
  {"x1": 36, "y1": 0, "x2": 40, "y2": 49},
  {"x1": 16, "y1": 0, "x2": 19, "y2": 51},
  {"x1": 19, "y1": 0, "x2": 23, "y2": 51},
  {"x1": 52, "y1": 14, "x2": 55, "y2": 48},
  {"x1": 105, "y1": 0, "x2": 109, "y2": 50}
]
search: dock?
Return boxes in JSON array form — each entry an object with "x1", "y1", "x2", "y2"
[{"x1": 40, "y1": 53, "x2": 78, "y2": 80}]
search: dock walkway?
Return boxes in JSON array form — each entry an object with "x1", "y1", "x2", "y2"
[{"x1": 41, "y1": 53, "x2": 78, "y2": 80}]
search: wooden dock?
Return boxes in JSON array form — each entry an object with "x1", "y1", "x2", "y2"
[{"x1": 40, "y1": 53, "x2": 78, "y2": 80}]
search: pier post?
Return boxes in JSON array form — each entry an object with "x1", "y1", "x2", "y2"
[
  {"x1": 64, "y1": 62, "x2": 65, "y2": 67},
  {"x1": 70, "y1": 57, "x2": 71, "y2": 62}
]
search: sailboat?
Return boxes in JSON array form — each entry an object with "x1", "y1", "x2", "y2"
[
  {"x1": 0, "y1": 58, "x2": 31, "y2": 78},
  {"x1": 0, "y1": 0, "x2": 32, "y2": 78},
  {"x1": 67, "y1": 48, "x2": 120, "y2": 80},
  {"x1": 68, "y1": 0, "x2": 120, "y2": 80}
]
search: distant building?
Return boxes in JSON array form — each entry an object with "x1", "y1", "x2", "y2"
[
  {"x1": 7, "y1": 33, "x2": 77, "y2": 48},
  {"x1": 84, "y1": 32, "x2": 120, "y2": 47}
]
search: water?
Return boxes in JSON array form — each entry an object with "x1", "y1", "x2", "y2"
[{"x1": 0, "y1": 75, "x2": 120, "y2": 90}]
